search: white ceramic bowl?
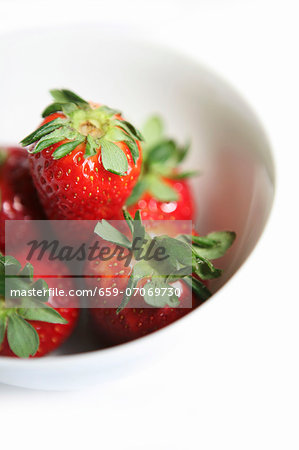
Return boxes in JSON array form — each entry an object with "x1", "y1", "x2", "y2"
[{"x1": 0, "y1": 25, "x2": 275, "y2": 390}]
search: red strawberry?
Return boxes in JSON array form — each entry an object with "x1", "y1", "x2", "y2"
[
  {"x1": 90, "y1": 279, "x2": 201, "y2": 345},
  {"x1": 21, "y1": 89, "x2": 143, "y2": 221},
  {"x1": 0, "y1": 146, "x2": 46, "y2": 252},
  {"x1": 126, "y1": 115, "x2": 197, "y2": 220},
  {"x1": 128, "y1": 177, "x2": 195, "y2": 220},
  {"x1": 84, "y1": 211, "x2": 235, "y2": 345},
  {"x1": 0, "y1": 251, "x2": 79, "y2": 358}
]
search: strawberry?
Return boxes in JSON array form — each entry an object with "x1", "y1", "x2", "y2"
[
  {"x1": 0, "y1": 251, "x2": 79, "y2": 357},
  {"x1": 128, "y1": 178, "x2": 195, "y2": 220},
  {"x1": 0, "y1": 146, "x2": 46, "y2": 252},
  {"x1": 90, "y1": 279, "x2": 201, "y2": 345},
  {"x1": 85, "y1": 210, "x2": 235, "y2": 345},
  {"x1": 126, "y1": 116, "x2": 197, "y2": 220},
  {"x1": 21, "y1": 89, "x2": 143, "y2": 220}
]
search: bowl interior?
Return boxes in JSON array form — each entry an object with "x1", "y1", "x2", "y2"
[{"x1": 0, "y1": 25, "x2": 275, "y2": 356}]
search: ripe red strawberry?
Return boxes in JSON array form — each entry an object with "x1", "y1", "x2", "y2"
[
  {"x1": 128, "y1": 177, "x2": 195, "y2": 220},
  {"x1": 90, "y1": 279, "x2": 201, "y2": 345},
  {"x1": 0, "y1": 251, "x2": 79, "y2": 358},
  {"x1": 85, "y1": 211, "x2": 235, "y2": 345},
  {"x1": 21, "y1": 89, "x2": 143, "y2": 220},
  {"x1": 126, "y1": 116, "x2": 197, "y2": 220},
  {"x1": 0, "y1": 146, "x2": 46, "y2": 252}
]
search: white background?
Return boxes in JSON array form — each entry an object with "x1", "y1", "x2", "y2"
[{"x1": 0, "y1": 0, "x2": 298, "y2": 449}]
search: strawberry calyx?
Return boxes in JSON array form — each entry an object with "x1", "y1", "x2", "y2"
[
  {"x1": 94, "y1": 210, "x2": 236, "y2": 312},
  {"x1": 0, "y1": 253, "x2": 67, "y2": 358},
  {"x1": 126, "y1": 116, "x2": 198, "y2": 205},
  {"x1": 20, "y1": 89, "x2": 143, "y2": 176}
]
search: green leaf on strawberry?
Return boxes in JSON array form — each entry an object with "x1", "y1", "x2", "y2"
[
  {"x1": 19, "y1": 262, "x2": 34, "y2": 279},
  {"x1": 181, "y1": 231, "x2": 237, "y2": 260},
  {"x1": 21, "y1": 89, "x2": 143, "y2": 176},
  {"x1": 113, "y1": 119, "x2": 143, "y2": 142},
  {"x1": 0, "y1": 253, "x2": 68, "y2": 358},
  {"x1": 143, "y1": 279, "x2": 180, "y2": 308},
  {"x1": 52, "y1": 139, "x2": 85, "y2": 160},
  {"x1": 21, "y1": 118, "x2": 67, "y2": 147},
  {"x1": 100, "y1": 139, "x2": 129, "y2": 175},
  {"x1": 126, "y1": 179, "x2": 149, "y2": 206},
  {"x1": 126, "y1": 116, "x2": 198, "y2": 205},
  {"x1": 42, "y1": 102, "x2": 68, "y2": 118},
  {"x1": 131, "y1": 210, "x2": 145, "y2": 243},
  {"x1": 94, "y1": 210, "x2": 236, "y2": 311},
  {"x1": 98, "y1": 105, "x2": 121, "y2": 116},
  {"x1": 84, "y1": 135, "x2": 99, "y2": 158},
  {"x1": 184, "y1": 277, "x2": 211, "y2": 301},
  {"x1": 94, "y1": 220, "x2": 132, "y2": 249},
  {"x1": 19, "y1": 304, "x2": 67, "y2": 324},
  {"x1": 142, "y1": 116, "x2": 164, "y2": 148},
  {"x1": 7, "y1": 313, "x2": 39, "y2": 358},
  {"x1": 49, "y1": 88, "x2": 88, "y2": 106},
  {"x1": 116, "y1": 260, "x2": 154, "y2": 312},
  {"x1": 146, "y1": 175, "x2": 179, "y2": 202}
]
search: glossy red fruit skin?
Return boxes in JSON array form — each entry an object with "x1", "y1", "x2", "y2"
[
  {"x1": 0, "y1": 306, "x2": 79, "y2": 357},
  {"x1": 128, "y1": 178, "x2": 195, "y2": 221},
  {"x1": 0, "y1": 147, "x2": 45, "y2": 252},
  {"x1": 89, "y1": 279, "x2": 202, "y2": 346},
  {"x1": 85, "y1": 239, "x2": 203, "y2": 346},
  {"x1": 0, "y1": 251, "x2": 79, "y2": 358},
  {"x1": 29, "y1": 113, "x2": 142, "y2": 220}
]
